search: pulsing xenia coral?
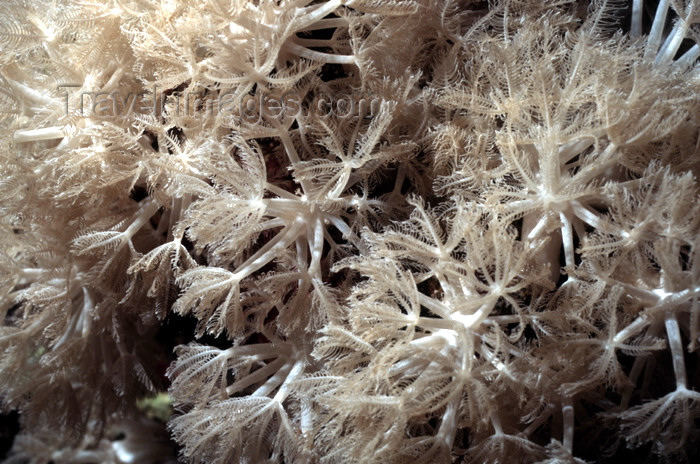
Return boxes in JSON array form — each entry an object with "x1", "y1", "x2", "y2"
[{"x1": 1, "y1": 0, "x2": 699, "y2": 463}]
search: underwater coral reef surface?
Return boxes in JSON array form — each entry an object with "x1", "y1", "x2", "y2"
[{"x1": 1, "y1": 1, "x2": 699, "y2": 463}]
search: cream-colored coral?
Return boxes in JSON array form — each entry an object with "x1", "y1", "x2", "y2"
[{"x1": 1, "y1": 1, "x2": 699, "y2": 463}]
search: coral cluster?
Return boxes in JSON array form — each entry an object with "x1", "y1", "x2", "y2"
[{"x1": 1, "y1": 0, "x2": 699, "y2": 463}]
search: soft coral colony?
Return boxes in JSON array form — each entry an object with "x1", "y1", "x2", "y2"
[{"x1": 1, "y1": 0, "x2": 699, "y2": 463}]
